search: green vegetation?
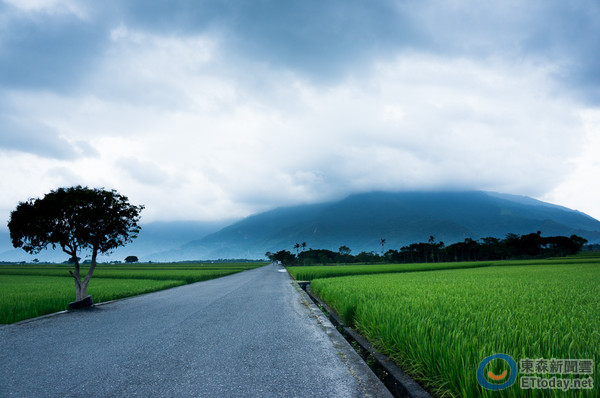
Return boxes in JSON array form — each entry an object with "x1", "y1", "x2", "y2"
[
  {"x1": 0, "y1": 275, "x2": 184, "y2": 324},
  {"x1": 270, "y1": 232, "x2": 589, "y2": 267},
  {"x1": 0, "y1": 262, "x2": 265, "y2": 324},
  {"x1": 288, "y1": 261, "x2": 493, "y2": 281},
  {"x1": 8, "y1": 186, "x2": 144, "y2": 301},
  {"x1": 287, "y1": 256, "x2": 600, "y2": 281},
  {"x1": 309, "y1": 259, "x2": 600, "y2": 397}
]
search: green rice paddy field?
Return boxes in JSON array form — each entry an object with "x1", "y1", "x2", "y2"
[
  {"x1": 287, "y1": 255, "x2": 600, "y2": 281},
  {"x1": 0, "y1": 262, "x2": 265, "y2": 324},
  {"x1": 296, "y1": 256, "x2": 600, "y2": 397}
]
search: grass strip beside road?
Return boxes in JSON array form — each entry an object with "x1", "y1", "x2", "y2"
[
  {"x1": 0, "y1": 275, "x2": 184, "y2": 324},
  {"x1": 0, "y1": 262, "x2": 267, "y2": 324}
]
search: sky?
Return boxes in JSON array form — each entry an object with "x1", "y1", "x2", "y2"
[{"x1": 1, "y1": 0, "x2": 599, "y2": 227}]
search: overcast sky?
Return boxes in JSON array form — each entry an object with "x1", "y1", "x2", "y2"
[{"x1": 1, "y1": 0, "x2": 599, "y2": 226}]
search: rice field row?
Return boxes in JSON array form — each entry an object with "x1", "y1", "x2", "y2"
[
  {"x1": 287, "y1": 256, "x2": 600, "y2": 281},
  {"x1": 0, "y1": 262, "x2": 266, "y2": 324},
  {"x1": 0, "y1": 267, "x2": 252, "y2": 283},
  {"x1": 309, "y1": 262, "x2": 600, "y2": 397}
]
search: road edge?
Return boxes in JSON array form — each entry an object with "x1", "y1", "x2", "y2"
[
  {"x1": 289, "y1": 275, "x2": 394, "y2": 398},
  {"x1": 301, "y1": 283, "x2": 433, "y2": 398}
]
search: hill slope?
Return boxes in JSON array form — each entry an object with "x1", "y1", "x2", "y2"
[{"x1": 169, "y1": 191, "x2": 600, "y2": 260}]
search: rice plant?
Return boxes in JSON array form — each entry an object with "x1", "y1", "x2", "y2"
[
  {"x1": 311, "y1": 263, "x2": 600, "y2": 397},
  {"x1": 287, "y1": 256, "x2": 600, "y2": 281}
]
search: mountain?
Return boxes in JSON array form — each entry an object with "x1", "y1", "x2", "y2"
[
  {"x1": 3, "y1": 191, "x2": 599, "y2": 262},
  {"x1": 169, "y1": 191, "x2": 600, "y2": 260},
  {"x1": 121, "y1": 220, "x2": 235, "y2": 261},
  {"x1": 0, "y1": 220, "x2": 233, "y2": 263}
]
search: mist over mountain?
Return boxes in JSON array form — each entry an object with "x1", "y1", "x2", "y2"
[
  {"x1": 0, "y1": 220, "x2": 233, "y2": 263},
  {"x1": 3, "y1": 191, "x2": 599, "y2": 263},
  {"x1": 154, "y1": 191, "x2": 600, "y2": 260}
]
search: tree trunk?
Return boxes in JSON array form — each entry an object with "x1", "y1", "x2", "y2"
[
  {"x1": 67, "y1": 251, "x2": 86, "y2": 301},
  {"x1": 66, "y1": 247, "x2": 98, "y2": 302},
  {"x1": 74, "y1": 277, "x2": 85, "y2": 301},
  {"x1": 79, "y1": 246, "x2": 99, "y2": 301}
]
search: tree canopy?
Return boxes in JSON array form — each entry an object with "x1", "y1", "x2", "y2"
[
  {"x1": 8, "y1": 186, "x2": 144, "y2": 302},
  {"x1": 274, "y1": 232, "x2": 588, "y2": 266}
]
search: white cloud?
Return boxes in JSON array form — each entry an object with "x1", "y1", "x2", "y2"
[
  {"x1": 116, "y1": 157, "x2": 171, "y2": 185},
  {"x1": 0, "y1": 26, "x2": 595, "y2": 228},
  {"x1": 2, "y1": 0, "x2": 87, "y2": 18},
  {"x1": 542, "y1": 109, "x2": 600, "y2": 220}
]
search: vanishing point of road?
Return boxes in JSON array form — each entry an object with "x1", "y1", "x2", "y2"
[{"x1": 0, "y1": 263, "x2": 392, "y2": 397}]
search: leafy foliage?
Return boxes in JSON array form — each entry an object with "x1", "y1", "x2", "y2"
[
  {"x1": 269, "y1": 250, "x2": 296, "y2": 264},
  {"x1": 8, "y1": 186, "x2": 144, "y2": 301},
  {"x1": 8, "y1": 186, "x2": 144, "y2": 258},
  {"x1": 278, "y1": 232, "x2": 588, "y2": 266}
]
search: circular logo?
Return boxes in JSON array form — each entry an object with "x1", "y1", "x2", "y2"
[{"x1": 477, "y1": 354, "x2": 517, "y2": 390}]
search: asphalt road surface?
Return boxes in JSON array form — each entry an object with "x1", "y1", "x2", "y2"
[{"x1": 0, "y1": 263, "x2": 392, "y2": 397}]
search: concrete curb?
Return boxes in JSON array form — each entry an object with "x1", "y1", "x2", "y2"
[
  {"x1": 0, "y1": 299, "x2": 122, "y2": 329},
  {"x1": 0, "y1": 309, "x2": 70, "y2": 328},
  {"x1": 289, "y1": 277, "x2": 394, "y2": 398},
  {"x1": 303, "y1": 285, "x2": 433, "y2": 398}
]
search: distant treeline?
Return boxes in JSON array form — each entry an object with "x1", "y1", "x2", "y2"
[{"x1": 267, "y1": 232, "x2": 589, "y2": 266}]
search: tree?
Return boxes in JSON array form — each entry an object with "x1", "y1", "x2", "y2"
[
  {"x1": 299, "y1": 248, "x2": 338, "y2": 265},
  {"x1": 338, "y1": 245, "x2": 351, "y2": 265},
  {"x1": 271, "y1": 250, "x2": 296, "y2": 265},
  {"x1": 300, "y1": 242, "x2": 307, "y2": 265},
  {"x1": 265, "y1": 251, "x2": 274, "y2": 262},
  {"x1": 338, "y1": 245, "x2": 351, "y2": 256},
  {"x1": 8, "y1": 186, "x2": 144, "y2": 304},
  {"x1": 380, "y1": 238, "x2": 386, "y2": 255},
  {"x1": 124, "y1": 256, "x2": 139, "y2": 263}
]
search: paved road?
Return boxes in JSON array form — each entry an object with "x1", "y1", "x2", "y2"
[{"x1": 0, "y1": 263, "x2": 391, "y2": 397}]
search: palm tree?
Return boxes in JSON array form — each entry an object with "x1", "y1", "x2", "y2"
[
  {"x1": 300, "y1": 242, "x2": 307, "y2": 265},
  {"x1": 380, "y1": 238, "x2": 386, "y2": 256}
]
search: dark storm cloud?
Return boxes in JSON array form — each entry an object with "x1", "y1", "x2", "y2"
[
  {"x1": 413, "y1": 1, "x2": 600, "y2": 104},
  {"x1": 115, "y1": 0, "x2": 424, "y2": 80},
  {"x1": 525, "y1": 2, "x2": 600, "y2": 104},
  {"x1": 107, "y1": 0, "x2": 600, "y2": 103},
  {"x1": 1, "y1": 1, "x2": 598, "y2": 101},
  {"x1": 0, "y1": 0, "x2": 599, "y2": 224},
  {"x1": 0, "y1": 4, "x2": 107, "y2": 93}
]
